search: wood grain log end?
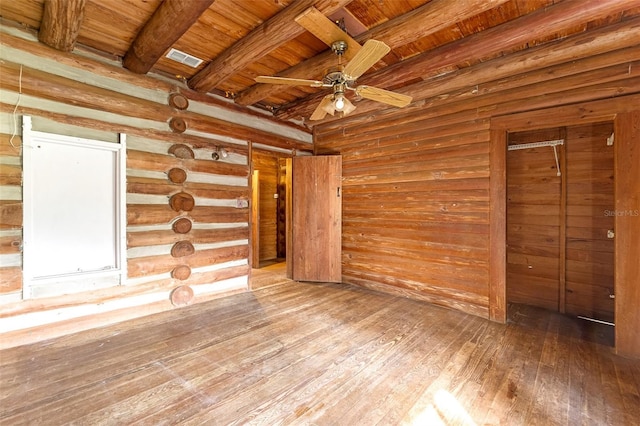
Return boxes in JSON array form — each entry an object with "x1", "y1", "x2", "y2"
[
  {"x1": 168, "y1": 144, "x2": 194, "y2": 159},
  {"x1": 171, "y1": 240, "x2": 195, "y2": 258},
  {"x1": 172, "y1": 217, "x2": 193, "y2": 234},
  {"x1": 168, "y1": 167, "x2": 187, "y2": 184},
  {"x1": 171, "y1": 265, "x2": 192, "y2": 281},
  {"x1": 169, "y1": 93, "x2": 189, "y2": 110},
  {"x1": 170, "y1": 285, "x2": 194, "y2": 306},
  {"x1": 169, "y1": 117, "x2": 187, "y2": 133},
  {"x1": 169, "y1": 192, "x2": 195, "y2": 212}
]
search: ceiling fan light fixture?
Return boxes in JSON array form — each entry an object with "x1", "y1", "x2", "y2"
[
  {"x1": 321, "y1": 98, "x2": 336, "y2": 116},
  {"x1": 334, "y1": 94, "x2": 345, "y2": 111}
]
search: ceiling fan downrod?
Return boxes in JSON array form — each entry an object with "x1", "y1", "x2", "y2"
[{"x1": 331, "y1": 40, "x2": 348, "y2": 58}]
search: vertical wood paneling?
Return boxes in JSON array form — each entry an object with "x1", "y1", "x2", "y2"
[
  {"x1": 489, "y1": 129, "x2": 507, "y2": 322},
  {"x1": 291, "y1": 156, "x2": 342, "y2": 283},
  {"x1": 251, "y1": 170, "x2": 260, "y2": 267},
  {"x1": 506, "y1": 123, "x2": 615, "y2": 320},
  {"x1": 558, "y1": 127, "x2": 567, "y2": 314},
  {"x1": 251, "y1": 150, "x2": 293, "y2": 264},
  {"x1": 565, "y1": 122, "x2": 614, "y2": 321},
  {"x1": 614, "y1": 111, "x2": 640, "y2": 357},
  {"x1": 276, "y1": 158, "x2": 287, "y2": 258},
  {"x1": 507, "y1": 128, "x2": 562, "y2": 311},
  {"x1": 251, "y1": 151, "x2": 278, "y2": 262}
]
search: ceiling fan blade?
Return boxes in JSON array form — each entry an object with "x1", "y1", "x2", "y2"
[
  {"x1": 343, "y1": 39, "x2": 390, "y2": 80},
  {"x1": 255, "y1": 76, "x2": 324, "y2": 87},
  {"x1": 295, "y1": 7, "x2": 361, "y2": 61},
  {"x1": 356, "y1": 85, "x2": 413, "y2": 107},
  {"x1": 310, "y1": 94, "x2": 335, "y2": 121}
]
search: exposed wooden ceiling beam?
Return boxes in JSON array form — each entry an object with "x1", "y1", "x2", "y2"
[
  {"x1": 234, "y1": 0, "x2": 509, "y2": 106},
  {"x1": 38, "y1": 0, "x2": 86, "y2": 52},
  {"x1": 276, "y1": 0, "x2": 638, "y2": 121},
  {"x1": 317, "y1": 19, "x2": 640, "y2": 127},
  {"x1": 187, "y1": 0, "x2": 352, "y2": 93},
  {"x1": 123, "y1": 0, "x2": 215, "y2": 74}
]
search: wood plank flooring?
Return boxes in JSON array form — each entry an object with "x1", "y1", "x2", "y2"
[
  {"x1": 250, "y1": 261, "x2": 288, "y2": 290},
  {"x1": 1, "y1": 277, "x2": 638, "y2": 425}
]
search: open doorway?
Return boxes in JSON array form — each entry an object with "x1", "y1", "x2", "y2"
[
  {"x1": 506, "y1": 122, "x2": 615, "y2": 344},
  {"x1": 490, "y1": 102, "x2": 640, "y2": 357},
  {"x1": 506, "y1": 123, "x2": 615, "y2": 320},
  {"x1": 250, "y1": 150, "x2": 289, "y2": 289}
]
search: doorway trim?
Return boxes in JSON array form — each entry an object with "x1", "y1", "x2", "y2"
[{"x1": 489, "y1": 93, "x2": 640, "y2": 357}]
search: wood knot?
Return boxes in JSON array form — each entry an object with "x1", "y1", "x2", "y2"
[{"x1": 507, "y1": 380, "x2": 517, "y2": 399}]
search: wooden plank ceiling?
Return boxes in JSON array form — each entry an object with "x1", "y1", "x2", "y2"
[{"x1": 1, "y1": 0, "x2": 638, "y2": 127}]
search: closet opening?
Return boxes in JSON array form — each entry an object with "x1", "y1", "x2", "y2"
[{"x1": 506, "y1": 122, "x2": 615, "y2": 344}]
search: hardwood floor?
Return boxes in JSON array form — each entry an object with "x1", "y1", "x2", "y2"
[
  {"x1": 1, "y1": 278, "x2": 638, "y2": 425},
  {"x1": 250, "y1": 261, "x2": 288, "y2": 290}
]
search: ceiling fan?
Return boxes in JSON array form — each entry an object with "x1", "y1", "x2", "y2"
[{"x1": 253, "y1": 8, "x2": 413, "y2": 121}]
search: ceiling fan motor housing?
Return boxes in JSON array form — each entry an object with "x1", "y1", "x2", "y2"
[{"x1": 323, "y1": 68, "x2": 353, "y2": 86}]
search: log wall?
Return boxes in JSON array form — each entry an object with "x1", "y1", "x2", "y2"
[
  {"x1": 0, "y1": 25, "x2": 311, "y2": 348},
  {"x1": 314, "y1": 18, "x2": 640, "y2": 321}
]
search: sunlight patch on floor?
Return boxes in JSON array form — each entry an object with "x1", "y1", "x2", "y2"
[{"x1": 410, "y1": 389, "x2": 476, "y2": 426}]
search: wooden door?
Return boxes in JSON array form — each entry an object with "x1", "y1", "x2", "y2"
[{"x1": 287, "y1": 156, "x2": 342, "y2": 282}]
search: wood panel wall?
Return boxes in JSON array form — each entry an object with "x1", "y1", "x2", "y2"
[
  {"x1": 250, "y1": 150, "x2": 293, "y2": 265},
  {"x1": 506, "y1": 123, "x2": 615, "y2": 322},
  {"x1": 565, "y1": 122, "x2": 615, "y2": 321},
  {"x1": 314, "y1": 18, "x2": 640, "y2": 321},
  {"x1": 251, "y1": 150, "x2": 279, "y2": 263},
  {"x1": 614, "y1": 110, "x2": 640, "y2": 358},
  {"x1": 507, "y1": 128, "x2": 563, "y2": 312},
  {"x1": 277, "y1": 158, "x2": 288, "y2": 258},
  {"x1": 0, "y1": 24, "x2": 311, "y2": 348}
]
